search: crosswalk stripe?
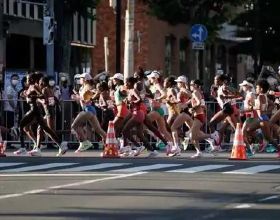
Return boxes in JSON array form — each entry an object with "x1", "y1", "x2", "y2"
[
  {"x1": 0, "y1": 163, "x2": 24, "y2": 168},
  {"x1": 167, "y1": 165, "x2": 233, "y2": 173},
  {"x1": 1, "y1": 163, "x2": 77, "y2": 172},
  {"x1": 114, "y1": 164, "x2": 182, "y2": 172},
  {"x1": 223, "y1": 165, "x2": 280, "y2": 174},
  {"x1": 57, "y1": 163, "x2": 130, "y2": 172}
]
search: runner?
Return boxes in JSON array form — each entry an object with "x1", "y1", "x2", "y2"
[
  {"x1": 14, "y1": 73, "x2": 68, "y2": 156},
  {"x1": 186, "y1": 80, "x2": 217, "y2": 158},
  {"x1": 171, "y1": 76, "x2": 193, "y2": 152},
  {"x1": 71, "y1": 73, "x2": 106, "y2": 153},
  {"x1": 146, "y1": 71, "x2": 174, "y2": 153}
]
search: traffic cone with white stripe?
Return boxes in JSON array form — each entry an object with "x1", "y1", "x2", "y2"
[
  {"x1": 229, "y1": 123, "x2": 247, "y2": 160},
  {"x1": 102, "y1": 121, "x2": 119, "y2": 158},
  {"x1": 0, "y1": 132, "x2": 6, "y2": 157}
]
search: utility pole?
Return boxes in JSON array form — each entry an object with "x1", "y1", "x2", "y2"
[
  {"x1": 46, "y1": 0, "x2": 54, "y2": 77},
  {"x1": 124, "y1": 0, "x2": 134, "y2": 79},
  {"x1": 0, "y1": 0, "x2": 4, "y2": 71},
  {"x1": 115, "y1": 0, "x2": 121, "y2": 73}
]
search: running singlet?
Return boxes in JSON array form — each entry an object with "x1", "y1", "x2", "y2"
[
  {"x1": 255, "y1": 94, "x2": 269, "y2": 121},
  {"x1": 244, "y1": 91, "x2": 256, "y2": 118},
  {"x1": 79, "y1": 86, "x2": 96, "y2": 115},
  {"x1": 114, "y1": 85, "x2": 126, "y2": 106}
]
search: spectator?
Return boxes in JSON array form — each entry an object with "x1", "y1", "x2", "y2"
[
  {"x1": 60, "y1": 76, "x2": 73, "y2": 136},
  {"x1": 2, "y1": 74, "x2": 19, "y2": 139}
]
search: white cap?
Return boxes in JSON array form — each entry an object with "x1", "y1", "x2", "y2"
[
  {"x1": 239, "y1": 80, "x2": 254, "y2": 88},
  {"x1": 80, "y1": 73, "x2": 92, "y2": 81},
  {"x1": 147, "y1": 70, "x2": 160, "y2": 78},
  {"x1": 74, "y1": 74, "x2": 81, "y2": 79},
  {"x1": 175, "y1": 76, "x2": 187, "y2": 84},
  {"x1": 112, "y1": 73, "x2": 124, "y2": 81}
]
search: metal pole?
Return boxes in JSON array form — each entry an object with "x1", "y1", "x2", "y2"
[
  {"x1": 46, "y1": 0, "x2": 54, "y2": 77},
  {"x1": 104, "y1": 36, "x2": 109, "y2": 72},
  {"x1": 124, "y1": 0, "x2": 134, "y2": 79},
  {"x1": 0, "y1": 0, "x2": 4, "y2": 69},
  {"x1": 115, "y1": 0, "x2": 121, "y2": 73}
]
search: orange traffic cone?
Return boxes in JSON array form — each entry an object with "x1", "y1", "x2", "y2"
[
  {"x1": 229, "y1": 123, "x2": 247, "y2": 160},
  {"x1": 0, "y1": 141, "x2": 7, "y2": 157},
  {"x1": 102, "y1": 121, "x2": 119, "y2": 158}
]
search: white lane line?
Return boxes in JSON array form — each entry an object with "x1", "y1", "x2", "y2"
[
  {"x1": 167, "y1": 165, "x2": 233, "y2": 173},
  {"x1": 224, "y1": 165, "x2": 280, "y2": 175},
  {"x1": 0, "y1": 172, "x2": 146, "y2": 200},
  {"x1": 234, "y1": 204, "x2": 253, "y2": 209},
  {"x1": 258, "y1": 195, "x2": 279, "y2": 202},
  {"x1": 1, "y1": 163, "x2": 77, "y2": 172},
  {"x1": 57, "y1": 163, "x2": 130, "y2": 172},
  {"x1": 0, "y1": 163, "x2": 24, "y2": 168},
  {"x1": 114, "y1": 164, "x2": 182, "y2": 172},
  {"x1": 0, "y1": 173, "x2": 119, "y2": 177}
]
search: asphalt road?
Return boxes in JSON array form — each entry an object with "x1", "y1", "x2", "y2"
[{"x1": 0, "y1": 151, "x2": 279, "y2": 220}]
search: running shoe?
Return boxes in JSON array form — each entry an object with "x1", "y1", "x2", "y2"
[
  {"x1": 191, "y1": 152, "x2": 202, "y2": 158},
  {"x1": 133, "y1": 146, "x2": 145, "y2": 157},
  {"x1": 182, "y1": 137, "x2": 190, "y2": 151},
  {"x1": 29, "y1": 147, "x2": 42, "y2": 157},
  {"x1": 211, "y1": 131, "x2": 221, "y2": 145},
  {"x1": 165, "y1": 143, "x2": 171, "y2": 155},
  {"x1": 147, "y1": 150, "x2": 159, "y2": 158},
  {"x1": 56, "y1": 142, "x2": 68, "y2": 157},
  {"x1": 168, "y1": 147, "x2": 181, "y2": 157},
  {"x1": 246, "y1": 147, "x2": 253, "y2": 157},
  {"x1": 119, "y1": 146, "x2": 132, "y2": 157},
  {"x1": 205, "y1": 138, "x2": 220, "y2": 152},
  {"x1": 13, "y1": 148, "x2": 27, "y2": 156},
  {"x1": 75, "y1": 141, "x2": 93, "y2": 153}
]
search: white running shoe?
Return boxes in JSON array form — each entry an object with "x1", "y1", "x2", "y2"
[
  {"x1": 191, "y1": 152, "x2": 202, "y2": 158},
  {"x1": 13, "y1": 148, "x2": 27, "y2": 156},
  {"x1": 56, "y1": 142, "x2": 68, "y2": 157},
  {"x1": 211, "y1": 131, "x2": 221, "y2": 145},
  {"x1": 75, "y1": 140, "x2": 93, "y2": 153},
  {"x1": 119, "y1": 146, "x2": 132, "y2": 157},
  {"x1": 29, "y1": 147, "x2": 42, "y2": 157},
  {"x1": 134, "y1": 146, "x2": 145, "y2": 157},
  {"x1": 147, "y1": 150, "x2": 159, "y2": 158},
  {"x1": 168, "y1": 147, "x2": 181, "y2": 157},
  {"x1": 182, "y1": 137, "x2": 190, "y2": 151}
]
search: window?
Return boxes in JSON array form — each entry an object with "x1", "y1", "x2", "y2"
[{"x1": 179, "y1": 38, "x2": 188, "y2": 74}]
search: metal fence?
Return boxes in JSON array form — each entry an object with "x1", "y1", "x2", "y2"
[{"x1": 0, "y1": 99, "x2": 240, "y2": 149}]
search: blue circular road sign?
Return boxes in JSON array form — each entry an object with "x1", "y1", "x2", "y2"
[{"x1": 190, "y1": 24, "x2": 208, "y2": 42}]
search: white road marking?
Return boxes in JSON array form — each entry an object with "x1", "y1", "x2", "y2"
[
  {"x1": 224, "y1": 165, "x2": 280, "y2": 174},
  {"x1": 0, "y1": 172, "x2": 146, "y2": 200},
  {"x1": 0, "y1": 173, "x2": 119, "y2": 177},
  {"x1": 0, "y1": 163, "x2": 24, "y2": 168},
  {"x1": 258, "y1": 195, "x2": 279, "y2": 202},
  {"x1": 167, "y1": 165, "x2": 233, "y2": 173},
  {"x1": 57, "y1": 163, "x2": 130, "y2": 172},
  {"x1": 234, "y1": 204, "x2": 253, "y2": 209},
  {"x1": 1, "y1": 163, "x2": 77, "y2": 172},
  {"x1": 114, "y1": 164, "x2": 182, "y2": 172}
]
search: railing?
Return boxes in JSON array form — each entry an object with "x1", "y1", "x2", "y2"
[{"x1": 0, "y1": 99, "x2": 242, "y2": 149}]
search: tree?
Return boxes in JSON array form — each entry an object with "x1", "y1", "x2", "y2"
[
  {"x1": 145, "y1": 0, "x2": 245, "y2": 41},
  {"x1": 54, "y1": 0, "x2": 100, "y2": 74},
  {"x1": 232, "y1": 0, "x2": 280, "y2": 75},
  {"x1": 143, "y1": 0, "x2": 246, "y2": 79}
]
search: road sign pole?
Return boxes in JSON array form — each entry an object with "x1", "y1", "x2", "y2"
[{"x1": 46, "y1": 0, "x2": 54, "y2": 77}]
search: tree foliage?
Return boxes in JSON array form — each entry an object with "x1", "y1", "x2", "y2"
[
  {"x1": 232, "y1": 0, "x2": 280, "y2": 63},
  {"x1": 144, "y1": 0, "x2": 245, "y2": 41}
]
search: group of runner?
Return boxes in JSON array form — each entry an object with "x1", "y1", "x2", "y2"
[{"x1": 12, "y1": 69, "x2": 280, "y2": 158}]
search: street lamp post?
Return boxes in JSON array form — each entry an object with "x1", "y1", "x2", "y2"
[{"x1": 115, "y1": 0, "x2": 121, "y2": 73}]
